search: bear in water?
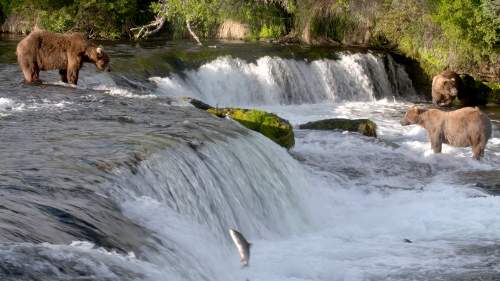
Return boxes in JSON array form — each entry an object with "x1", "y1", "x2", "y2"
[
  {"x1": 16, "y1": 30, "x2": 110, "y2": 85},
  {"x1": 401, "y1": 106, "x2": 492, "y2": 160},
  {"x1": 431, "y1": 70, "x2": 463, "y2": 107}
]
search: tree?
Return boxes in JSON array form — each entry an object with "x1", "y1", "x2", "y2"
[{"x1": 132, "y1": 0, "x2": 222, "y2": 45}]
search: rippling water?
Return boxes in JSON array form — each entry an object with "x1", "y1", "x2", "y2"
[{"x1": 0, "y1": 36, "x2": 499, "y2": 281}]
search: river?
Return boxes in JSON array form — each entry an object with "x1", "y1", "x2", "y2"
[{"x1": 0, "y1": 36, "x2": 499, "y2": 281}]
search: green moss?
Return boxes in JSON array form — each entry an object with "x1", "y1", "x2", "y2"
[
  {"x1": 299, "y1": 118, "x2": 377, "y2": 138},
  {"x1": 207, "y1": 107, "x2": 295, "y2": 149}
]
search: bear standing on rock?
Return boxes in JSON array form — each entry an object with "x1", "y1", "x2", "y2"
[
  {"x1": 16, "y1": 30, "x2": 110, "y2": 85},
  {"x1": 401, "y1": 106, "x2": 492, "y2": 160},
  {"x1": 431, "y1": 70, "x2": 463, "y2": 107}
]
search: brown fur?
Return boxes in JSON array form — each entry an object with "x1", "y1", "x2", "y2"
[
  {"x1": 401, "y1": 106, "x2": 492, "y2": 160},
  {"x1": 431, "y1": 70, "x2": 464, "y2": 107},
  {"x1": 16, "y1": 30, "x2": 110, "y2": 85}
]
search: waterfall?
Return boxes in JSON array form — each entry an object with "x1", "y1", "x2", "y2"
[
  {"x1": 151, "y1": 53, "x2": 416, "y2": 106},
  {"x1": 109, "y1": 129, "x2": 310, "y2": 241},
  {"x1": 99, "y1": 128, "x2": 314, "y2": 280}
]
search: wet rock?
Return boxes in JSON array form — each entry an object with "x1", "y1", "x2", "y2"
[
  {"x1": 117, "y1": 116, "x2": 135, "y2": 123},
  {"x1": 208, "y1": 107, "x2": 295, "y2": 149},
  {"x1": 299, "y1": 118, "x2": 377, "y2": 138},
  {"x1": 186, "y1": 97, "x2": 295, "y2": 149},
  {"x1": 182, "y1": 97, "x2": 212, "y2": 110}
]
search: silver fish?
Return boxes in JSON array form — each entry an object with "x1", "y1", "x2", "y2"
[{"x1": 229, "y1": 228, "x2": 251, "y2": 267}]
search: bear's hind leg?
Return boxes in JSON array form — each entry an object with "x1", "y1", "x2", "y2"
[
  {"x1": 19, "y1": 55, "x2": 40, "y2": 83},
  {"x1": 429, "y1": 130, "x2": 443, "y2": 154},
  {"x1": 59, "y1": 69, "x2": 68, "y2": 83}
]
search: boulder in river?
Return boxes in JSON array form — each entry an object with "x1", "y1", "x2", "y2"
[
  {"x1": 208, "y1": 107, "x2": 295, "y2": 149},
  {"x1": 458, "y1": 74, "x2": 489, "y2": 106},
  {"x1": 299, "y1": 118, "x2": 377, "y2": 138},
  {"x1": 184, "y1": 97, "x2": 294, "y2": 149}
]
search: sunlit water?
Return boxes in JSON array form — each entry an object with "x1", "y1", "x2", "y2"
[{"x1": 0, "y1": 38, "x2": 499, "y2": 281}]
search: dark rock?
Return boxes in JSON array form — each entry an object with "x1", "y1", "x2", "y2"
[{"x1": 299, "y1": 118, "x2": 377, "y2": 137}]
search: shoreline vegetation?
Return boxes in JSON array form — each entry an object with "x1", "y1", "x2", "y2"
[{"x1": 0, "y1": 0, "x2": 498, "y2": 86}]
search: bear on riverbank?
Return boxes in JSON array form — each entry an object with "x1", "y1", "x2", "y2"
[
  {"x1": 400, "y1": 106, "x2": 491, "y2": 160},
  {"x1": 16, "y1": 30, "x2": 110, "y2": 85},
  {"x1": 431, "y1": 70, "x2": 463, "y2": 107}
]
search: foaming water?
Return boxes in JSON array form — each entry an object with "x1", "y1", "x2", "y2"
[
  {"x1": 240, "y1": 101, "x2": 500, "y2": 280},
  {"x1": 102, "y1": 129, "x2": 312, "y2": 281},
  {"x1": 151, "y1": 53, "x2": 416, "y2": 106},
  {"x1": 98, "y1": 99, "x2": 500, "y2": 280}
]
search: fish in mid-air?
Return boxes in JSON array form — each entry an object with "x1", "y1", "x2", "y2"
[{"x1": 229, "y1": 228, "x2": 251, "y2": 267}]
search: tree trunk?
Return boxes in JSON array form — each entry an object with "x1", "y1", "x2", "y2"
[
  {"x1": 130, "y1": 0, "x2": 167, "y2": 40},
  {"x1": 130, "y1": 17, "x2": 166, "y2": 39},
  {"x1": 186, "y1": 20, "x2": 203, "y2": 46}
]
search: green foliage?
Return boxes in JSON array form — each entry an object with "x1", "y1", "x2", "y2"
[
  {"x1": 1, "y1": 0, "x2": 152, "y2": 39},
  {"x1": 38, "y1": 7, "x2": 74, "y2": 33},
  {"x1": 149, "y1": 0, "x2": 290, "y2": 40},
  {"x1": 258, "y1": 24, "x2": 285, "y2": 39},
  {"x1": 154, "y1": 0, "x2": 222, "y2": 38},
  {"x1": 374, "y1": 0, "x2": 498, "y2": 77},
  {"x1": 310, "y1": 13, "x2": 355, "y2": 42},
  {"x1": 223, "y1": 1, "x2": 289, "y2": 40},
  {"x1": 432, "y1": 0, "x2": 498, "y2": 66}
]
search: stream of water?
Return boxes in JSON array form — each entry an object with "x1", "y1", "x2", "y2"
[{"x1": 0, "y1": 37, "x2": 499, "y2": 281}]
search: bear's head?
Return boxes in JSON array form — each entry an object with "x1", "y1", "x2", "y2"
[
  {"x1": 400, "y1": 107, "x2": 426, "y2": 126},
  {"x1": 85, "y1": 46, "x2": 110, "y2": 72},
  {"x1": 443, "y1": 77, "x2": 459, "y2": 97}
]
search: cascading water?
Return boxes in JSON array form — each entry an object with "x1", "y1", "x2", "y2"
[
  {"x1": 110, "y1": 130, "x2": 311, "y2": 240},
  {"x1": 107, "y1": 130, "x2": 315, "y2": 281},
  {"x1": 151, "y1": 53, "x2": 416, "y2": 106}
]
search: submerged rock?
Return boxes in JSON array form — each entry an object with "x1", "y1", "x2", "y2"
[
  {"x1": 299, "y1": 118, "x2": 377, "y2": 137},
  {"x1": 185, "y1": 97, "x2": 294, "y2": 149}
]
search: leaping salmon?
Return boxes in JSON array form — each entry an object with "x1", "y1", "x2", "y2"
[{"x1": 229, "y1": 228, "x2": 251, "y2": 267}]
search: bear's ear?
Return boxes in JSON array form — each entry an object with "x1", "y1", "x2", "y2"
[
  {"x1": 416, "y1": 107, "x2": 426, "y2": 114},
  {"x1": 96, "y1": 46, "x2": 104, "y2": 57}
]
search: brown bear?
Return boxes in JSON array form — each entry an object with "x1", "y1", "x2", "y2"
[
  {"x1": 16, "y1": 30, "x2": 110, "y2": 85},
  {"x1": 431, "y1": 70, "x2": 464, "y2": 107},
  {"x1": 400, "y1": 106, "x2": 492, "y2": 160}
]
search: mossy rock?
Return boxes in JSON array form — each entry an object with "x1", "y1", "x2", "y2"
[
  {"x1": 208, "y1": 108, "x2": 294, "y2": 149},
  {"x1": 299, "y1": 118, "x2": 377, "y2": 138},
  {"x1": 483, "y1": 82, "x2": 500, "y2": 104},
  {"x1": 458, "y1": 74, "x2": 490, "y2": 106}
]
